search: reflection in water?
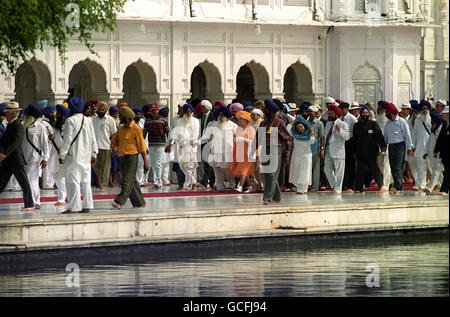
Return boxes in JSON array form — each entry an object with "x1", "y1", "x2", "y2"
[{"x1": 0, "y1": 233, "x2": 447, "y2": 297}]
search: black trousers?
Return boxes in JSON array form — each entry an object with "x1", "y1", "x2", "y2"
[
  {"x1": 0, "y1": 164, "x2": 34, "y2": 208},
  {"x1": 172, "y1": 162, "x2": 185, "y2": 188},
  {"x1": 200, "y1": 161, "x2": 215, "y2": 188},
  {"x1": 343, "y1": 139, "x2": 356, "y2": 190},
  {"x1": 355, "y1": 156, "x2": 383, "y2": 192}
]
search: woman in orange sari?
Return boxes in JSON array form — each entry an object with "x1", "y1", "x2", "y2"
[{"x1": 226, "y1": 111, "x2": 256, "y2": 192}]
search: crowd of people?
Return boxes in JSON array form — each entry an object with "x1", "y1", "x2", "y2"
[{"x1": 0, "y1": 95, "x2": 448, "y2": 212}]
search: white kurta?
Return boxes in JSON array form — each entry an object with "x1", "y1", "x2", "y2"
[
  {"x1": 289, "y1": 133, "x2": 315, "y2": 188},
  {"x1": 40, "y1": 118, "x2": 58, "y2": 188},
  {"x1": 22, "y1": 120, "x2": 49, "y2": 205},
  {"x1": 59, "y1": 114, "x2": 98, "y2": 211},
  {"x1": 425, "y1": 125, "x2": 444, "y2": 192},
  {"x1": 53, "y1": 127, "x2": 67, "y2": 204},
  {"x1": 413, "y1": 116, "x2": 432, "y2": 189}
]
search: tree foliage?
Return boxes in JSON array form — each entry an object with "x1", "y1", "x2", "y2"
[{"x1": 0, "y1": 0, "x2": 129, "y2": 76}]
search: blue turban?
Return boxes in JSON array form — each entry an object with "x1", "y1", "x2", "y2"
[
  {"x1": 419, "y1": 99, "x2": 431, "y2": 110},
  {"x1": 56, "y1": 105, "x2": 70, "y2": 118},
  {"x1": 43, "y1": 105, "x2": 56, "y2": 116},
  {"x1": 214, "y1": 105, "x2": 232, "y2": 119},
  {"x1": 159, "y1": 107, "x2": 169, "y2": 118},
  {"x1": 142, "y1": 104, "x2": 150, "y2": 115},
  {"x1": 338, "y1": 102, "x2": 350, "y2": 109},
  {"x1": 264, "y1": 99, "x2": 279, "y2": 113},
  {"x1": 68, "y1": 97, "x2": 84, "y2": 114},
  {"x1": 409, "y1": 100, "x2": 420, "y2": 112},
  {"x1": 377, "y1": 100, "x2": 387, "y2": 107},
  {"x1": 133, "y1": 107, "x2": 143, "y2": 115},
  {"x1": 109, "y1": 106, "x2": 119, "y2": 116},
  {"x1": 83, "y1": 101, "x2": 93, "y2": 112},
  {"x1": 242, "y1": 101, "x2": 253, "y2": 108},
  {"x1": 300, "y1": 102, "x2": 311, "y2": 112},
  {"x1": 183, "y1": 103, "x2": 195, "y2": 113},
  {"x1": 35, "y1": 100, "x2": 48, "y2": 111},
  {"x1": 25, "y1": 105, "x2": 42, "y2": 118},
  {"x1": 430, "y1": 112, "x2": 444, "y2": 125},
  {"x1": 360, "y1": 105, "x2": 370, "y2": 113},
  {"x1": 0, "y1": 102, "x2": 7, "y2": 116}
]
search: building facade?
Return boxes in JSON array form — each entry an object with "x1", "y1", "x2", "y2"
[{"x1": 0, "y1": 0, "x2": 448, "y2": 116}]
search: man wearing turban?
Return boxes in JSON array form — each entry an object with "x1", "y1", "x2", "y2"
[
  {"x1": 172, "y1": 104, "x2": 202, "y2": 191},
  {"x1": 197, "y1": 106, "x2": 237, "y2": 191},
  {"x1": 376, "y1": 101, "x2": 393, "y2": 191},
  {"x1": 111, "y1": 106, "x2": 149, "y2": 209},
  {"x1": 424, "y1": 112, "x2": 445, "y2": 195},
  {"x1": 53, "y1": 105, "x2": 71, "y2": 207},
  {"x1": 383, "y1": 103, "x2": 414, "y2": 194},
  {"x1": 59, "y1": 97, "x2": 99, "y2": 213},
  {"x1": 22, "y1": 105, "x2": 50, "y2": 209},
  {"x1": 41, "y1": 105, "x2": 59, "y2": 190},
  {"x1": 199, "y1": 100, "x2": 216, "y2": 190}
]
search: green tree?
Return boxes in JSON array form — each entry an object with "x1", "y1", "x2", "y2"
[{"x1": 0, "y1": 0, "x2": 129, "y2": 76}]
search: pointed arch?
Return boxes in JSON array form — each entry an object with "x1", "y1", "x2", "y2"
[
  {"x1": 121, "y1": 59, "x2": 159, "y2": 106},
  {"x1": 236, "y1": 60, "x2": 271, "y2": 102},
  {"x1": 397, "y1": 61, "x2": 413, "y2": 106},
  {"x1": 283, "y1": 61, "x2": 314, "y2": 104},
  {"x1": 190, "y1": 60, "x2": 223, "y2": 102},
  {"x1": 352, "y1": 61, "x2": 381, "y2": 106},
  {"x1": 68, "y1": 58, "x2": 108, "y2": 101}
]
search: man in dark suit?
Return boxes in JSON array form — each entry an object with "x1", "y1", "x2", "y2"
[
  {"x1": 352, "y1": 105, "x2": 387, "y2": 193},
  {"x1": 0, "y1": 102, "x2": 35, "y2": 211},
  {"x1": 434, "y1": 106, "x2": 449, "y2": 195},
  {"x1": 199, "y1": 100, "x2": 216, "y2": 189}
]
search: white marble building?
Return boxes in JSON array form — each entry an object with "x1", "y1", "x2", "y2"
[{"x1": 0, "y1": 0, "x2": 448, "y2": 115}]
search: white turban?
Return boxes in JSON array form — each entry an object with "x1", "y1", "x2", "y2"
[
  {"x1": 201, "y1": 100, "x2": 212, "y2": 111},
  {"x1": 324, "y1": 96, "x2": 335, "y2": 104},
  {"x1": 251, "y1": 108, "x2": 263, "y2": 118}
]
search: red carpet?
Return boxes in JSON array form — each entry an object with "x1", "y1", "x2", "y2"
[{"x1": 0, "y1": 182, "x2": 415, "y2": 205}]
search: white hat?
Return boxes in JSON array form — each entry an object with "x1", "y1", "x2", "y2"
[
  {"x1": 442, "y1": 106, "x2": 449, "y2": 114},
  {"x1": 201, "y1": 100, "x2": 212, "y2": 111},
  {"x1": 309, "y1": 105, "x2": 319, "y2": 113},
  {"x1": 436, "y1": 99, "x2": 447, "y2": 106},
  {"x1": 401, "y1": 103, "x2": 411, "y2": 109},
  {"x1": 6, "y1": 101, "x2": 21, "y2": 111},
  {"x1": 351, "y1": 101, "x2": 360, "y2": 107},
  {"x1": 251, "y1": 108, "x2": 263, "y2": 117},
  {"x1": 324, "y1": 97, "x2": 335, "y2": 104},
  {"x1": 288, "y1": 102, "x2": 297, "y2": 110},
  {"x1": 349, "y1": 102, "x2": 360, "y2": 111}
]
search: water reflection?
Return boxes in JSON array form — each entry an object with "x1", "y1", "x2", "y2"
[{"x1": 0, "y1": 233, "x2": 447, "y2": 297}]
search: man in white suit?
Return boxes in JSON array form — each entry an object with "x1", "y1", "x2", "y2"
[
  {"x1": 324, "y1": 104, "x2": 350, "y2": 195},
  {"x1": 59, "y1": 97, "x2": 98, "y2": 214},
  {"x1": 412, "y1": 100, "x2": 432, "y2": 191}
]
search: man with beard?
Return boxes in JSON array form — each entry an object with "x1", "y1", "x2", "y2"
[
  {"x1": 133, "y1": 108, "x2": 145, "y2": 129},
  {"x1": 323, "y1": 104, "x2": 350, "y2": 195},
  {"x1": 376, "y1": 101, "x2": 393, "y2": 191},
  {"x1": 59, "y1": 97, "x2": 98, "y2": 214},
  {"x1": 173, "y1": 104, "x2": 202, "y2": 192},
  {"x1": 383, "y1": 103, "x2": 414, "y2": 194},
  {"x1": 53, "y1": 105, "x2": 70, "y2": 207},
  {"x1": 197, "y1": 106, "x2": 237, "y2": 191},
  {"x1": 435, "y1": 99, "x2": 447, "y2": 114},
  {"x1": 166, "y1": 104, "x2": 186, "y2": 189},
  {"x1": 308, "y1": 105, "x2": 325, "y2": 192},
  {"x1": 93, "y1": 101, "x2": 117, "y2": 192},
  {"x1": 0, "y1": 102, "x2": 35, "y2": 211},
  {"x1": 339, "y1": 102, "x2": 358, "y2": 193},
  {"x1": 111, "y1": 106, "x2": 149, "y2": 209},
  {"x1": 412, "y1": 100, "x2": 432, "y2": 191},
  {"x1": 22, "y1": 105, "x2": 49, "y2": 209},
  {"x1": 352, "y1": 106, "x2": 386, "y2": 193},
  {"x1": 257, "y1": 100, "x2": 292, "y2": 205},
  {"x1": 41, "y1": 105, "x2": 58, "y2": 190},
  {"x1": 433, "y1": 106, "x2": 449, "y2": 195}
]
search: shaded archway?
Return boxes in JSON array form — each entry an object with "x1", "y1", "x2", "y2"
[
  {"x1": 68, "y1": 59, "x2": 107, "y2": 101},
  {"x1": 236, "y1": 61, "x2": 271, "y2": 102},
  {"x1": 14, "y1": 58, "x2": 53, "y2": 106},
  {"x1": 190, "y1": 61, "x2": 223, "y2": 103},
  {"x1": 283, "y1": 61, "x2": 313, "y2": 105},
  {"x1": 121, "y1": 59, "x2": 159, "y2": 107}
]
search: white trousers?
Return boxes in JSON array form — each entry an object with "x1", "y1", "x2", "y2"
[
  {"x1": 6, "y1": 175, "x2": 21, "y2": 191},
  {"x1": 324, "y1": 152, "x2": 345, "y2": 194},
  {"x1": 425, "y1": 157, "x2": 444, "y2": 192},
  {"x1": 161, "y1": 152, "x2": 171, "y2": 185},
  {"x1": 24, "y1": 162, "x2": 41, "y2": 205},
  {"x1": 180, "y1": 162, "x2": 197, "y2": 188},
  {"x1": 377, "y1": 152, "x2": 392, "y2": 190},
  {"x1": 295, "y1": 183, "x2": 308, "y2": 193},
  {"x1": 213, "y1": 166, "x2": 227, "y2": 190},
  {"x1": 136, "y1": 154, "x2": 145, "y2": 185},
  {"x1": 415, "y1": 157, "x2": 429, "y2": 189},
  {"x1": 42, "y1": 151, "x2": 58, "y2": 189},
  {"x1": 406, "y1": 155, "x2": 418, "y2": 188},
  {"x1": 65, "y1": 160, "x2": 93, "y2": 211}
]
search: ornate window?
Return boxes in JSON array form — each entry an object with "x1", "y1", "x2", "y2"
[
  {"x1": 397, "y1": 62, "x2": 413, "y2": 106},
  {"x1": 355, "y1": 0, "x2": 380, "y2": 13},
  {"x1": 352, "y1": 62, "x2": 381, "y2": 106}
]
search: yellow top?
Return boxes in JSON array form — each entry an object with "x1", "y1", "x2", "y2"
[{"x1": 111, "y1": 121, "x2": 148, "y2": 157}]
